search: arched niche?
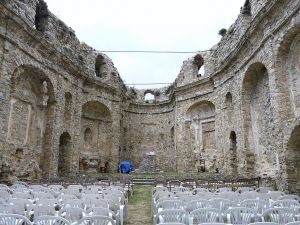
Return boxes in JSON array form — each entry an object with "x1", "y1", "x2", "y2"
[
  {"x1": 80, "y1": 101, "x2": 112, "y2": 173},
  {"x1": 242, "y1": 62, "x2": 271, "y2": 176},
  {"x1": 225, "y1": 92, "x2": 233, "y2": 124},
  {"x1": 276, "y1": 26, "x2": 300, "y2": 118},
  {"x1": 9, "y1": 65, "x2": 55, "y2": 179},
  {"x1": 64, "y1": 92, "x2": 72, "y2": 127},
  {"x1": 229, "y1": 131, "x2": 238, "y2": 175},
  {"x1": 58, "y1": 132, "x2": 71, "y2": 177},
  {"x1": 186, "y1": 101, "x2": 216, "y2": 170},
  {"x1": 286, "y1": 125, "x2": 300, "y2": 194}
]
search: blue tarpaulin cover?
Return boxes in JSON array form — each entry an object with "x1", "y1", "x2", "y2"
[{"x1": 119, "y1": 161, "x2": 133, "y2": 173}]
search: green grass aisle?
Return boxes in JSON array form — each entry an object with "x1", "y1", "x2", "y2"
[{"x1": 125, "y1": 185, "x2": 153, "y2": 225}]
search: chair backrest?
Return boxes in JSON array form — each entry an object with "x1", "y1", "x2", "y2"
[
  {"x1": 59, "y1": 207, "x2": 84, "y2": 223},
  {"x1": 209, "y1": 198, "x2": 234, "y2": 212},
  {"x1": 87, "y1": 207, "x2": 110, "y2": 216},
  {"x1": 277, "y1": 195, "x2": 300, "y2": 201},
  {"x1": 62, "y1": 199, "x2": 85, "y2": 209},
  {"x1": 249, "y1": 222, "x2": 279, "y2": 225},
  {"x1": 0, "y1": 190, "x2": 11, "y2": 200},
  {"x1": 261, "y1": 207, "x2": 295, "y2": 225},
  {"x1": 193, "y1": 188, "x2": 210, "y2": 193},
  {"x1": 0, "y1": 213, "x2": 32, "y2": 225},
  {"x1": 157, "y1": 223, "x2": 185, "y2": 225},
  {"x1": 216, "y1": 187, "x2": 231, "y2": 193},
  {"x1": 225, "y1": 207, "x2": 257, "y2": 225},
  {"x1": 240, "y1": 199, "x2": 269, "y2": 214},
  {"x1": 271, "y1": 200, "x2": 300, "y2": 209},
  {"x1": 11, "y1": 191, "x2": 32, "y2": 199},
  {"x1": 28, "y1": 205, "x2": 57, "y2": 219},
  {"x1": 266, "y1": 192, "x2": 285, "y2": 201},
  {"x1": 185, "y1": 199, "x2": 210, "y2": 212},
  {"x1": 256, "y1": 187, "x2": 273, "y2": 193},
  {"x1": 33, "y1": 192, "x2": 54, "y2": 200},
  {"x1": 33, "y1": 215, "x2": 70, "y2": 225},
  {"x1": 285, "y1": 222, "x2": 300, "y2": 225},
  {"x1": 236, "y1": 187, "x2": 254, "y2": 193},
  {"x1": 76, "y1": 215, "x2": 116, "y2": 225},
  {"x1": 156, "y1": 200, "x2": 183, "y2": 212},
  {"x1": 190, "y1": 208, "x2": 223, "y2": 224},
  {"x1": 155, "y1": 209, "x2": 186, "y2": 225}
]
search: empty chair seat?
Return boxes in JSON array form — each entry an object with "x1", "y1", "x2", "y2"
[{"x1": 185, "y1": 200, "x2": 210, "y2": 213}]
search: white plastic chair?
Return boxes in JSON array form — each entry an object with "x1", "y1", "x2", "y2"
[
  {"x1": 75, "y1": 215, "x2": 116, "y2": 225},
  {"x1": 224, "y1": 207, "x2": 257, "y2": 225},
  {"x1": 261, "y1": 207, "x2": 295, "y2": 225},
  {"x1": 189, "y1": 208, "x2": 223, "y2": 225},
  {"x1": 87, "y1": 206, "x2": 119, "y2": 225},
  {"x1": 154, "y1": 209, "x2": 187, "y2": 225},
  {"x1": 28, "y1": 205, "x2": 57, "y2": 220},
  {"x1": 0, "y1": 213, "x2": 32, "y2": 225},
  {"x1": 59, "y1": 207, "x2": 84, "y2": 223},
  {"x1": 33, "y1": 215, "x2": 70, "y2": 225}
]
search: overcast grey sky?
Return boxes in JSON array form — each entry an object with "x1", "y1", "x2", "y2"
[{"x1": 45, "y1": 0, "x2": 245, "y2": 89}]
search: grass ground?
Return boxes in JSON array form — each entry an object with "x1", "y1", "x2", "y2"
[{"x1": 125, "y1": 185, "x2": 153, "y2": 225}]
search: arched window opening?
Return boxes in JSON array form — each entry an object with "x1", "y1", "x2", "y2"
[
  {"x1": 229, "y1": 131, "x2": 238, "y2": 174},
  {"x1": 144, "y1": 92, "x2": 155, "y2": 101},
  {"x1": 35, "y1": 0, "x2": 49, "y2": 33},
  {"x1": 225, "y1": 92, "x2": 233, "y2": 108},
  {"x1": 95, "y1": 55, "x2": 105, "y2": 78},
  {"x1": 193, "y1": 54, "x2": 205, "y2": 78}
]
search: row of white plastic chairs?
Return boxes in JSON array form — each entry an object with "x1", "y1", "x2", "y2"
[
  {"x1": 153, "y1": 198, "x2": 300, "y2": 215},
  {"x1": 0, "y1": 182, "x2": 127, "y2": 225},
  {"x1": 0, "y1": 214, "x2": 116, "y2": 225},
  {"x1": 153, "y1": 207, "x2": 300, "y2": 225}
]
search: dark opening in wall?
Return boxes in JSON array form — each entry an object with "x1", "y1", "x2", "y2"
[
  {"x1": 194, "y1": 54, "x2": 205, "y2": 77},
  {"x1": 242, "y1": 0, "x2": 251, "y2": 15},
  {"x1": 15, "y1": 148, "x2": 23, "y2": 162},
  {"x1": 35, "y1": 0, "x2": 49, "y2": 33},
  {"x1": 95, "y1": 55, "x2": 105, "y2": 78}
]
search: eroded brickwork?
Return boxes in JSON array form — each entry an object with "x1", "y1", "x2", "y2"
[{"x1": 0, "y1": 0, "x2": 299, "y2": 193}]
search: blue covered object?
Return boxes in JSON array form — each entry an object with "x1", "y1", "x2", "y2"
[{"x1": 119, "y1": 161, "x2": 133, "y2": 173}]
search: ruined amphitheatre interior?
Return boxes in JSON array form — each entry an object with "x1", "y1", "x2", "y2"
[{"x1": 0, "y1": 0, "x2": 299, "y2": 195}]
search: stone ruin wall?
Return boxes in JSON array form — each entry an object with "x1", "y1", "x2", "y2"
[{"x1": 0, "y1": 0, "x2": 299, "y2": 193}]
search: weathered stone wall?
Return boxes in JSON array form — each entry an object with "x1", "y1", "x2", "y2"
[{"x1": 0, "y1": 0, "x2": 299, "y2": 193}]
